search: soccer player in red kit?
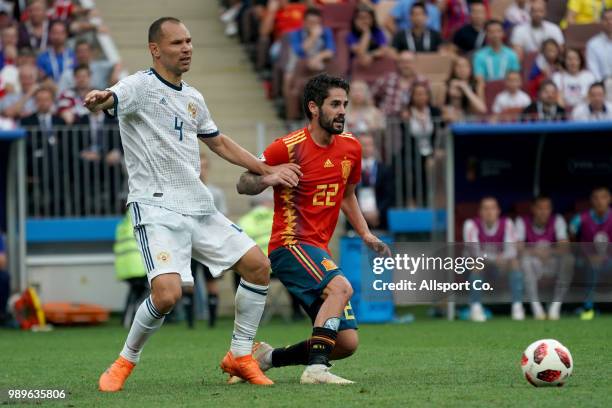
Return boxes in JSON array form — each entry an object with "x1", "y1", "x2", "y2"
[{"x1": 234, "y1": 74, "x2": 389, "y2": 384}]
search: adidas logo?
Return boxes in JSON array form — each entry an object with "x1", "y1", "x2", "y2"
[
  {"x1": 160, "y1": 98, "x2": 167, "y2": 105},
  {"x1": 324, "y1": 159, "x2": 334, "y2": 168}
]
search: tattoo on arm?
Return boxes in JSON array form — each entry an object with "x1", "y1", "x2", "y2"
[{"x1": 236, "y1": 171, "x2": 268, "y2": 195}]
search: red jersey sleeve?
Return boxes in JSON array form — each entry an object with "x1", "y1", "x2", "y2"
[
  {"x1": 348, "y1": 140, "x2": 362, "y2": 185},
  {"x1": 262, "y1": 138, "x2": 290, "y2": 165}
]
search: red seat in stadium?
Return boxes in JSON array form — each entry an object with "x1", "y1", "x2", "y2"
[
  {"x1": 564, "y1": 23, "x2": 601, "y2": 52},
  {"x1": 333, "y1": 29, "x2": 351, "y2": 77},
  {"x1": 484, "y1": 80, "x2": 506, "y2": 113},
  {"x1": 454, "y1": 202, "x2": 480, "y2": 242},
  {"x1": 547, "y1": 0, "x2": 568, "y2": 25},
  {"x1": 350, "y1": 56, "x2": 396, "y2": 86},
  {"x1": 321, "y1": 1, "x2": 357, "y2": 32}
]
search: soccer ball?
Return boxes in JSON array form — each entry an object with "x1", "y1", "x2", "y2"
[{"x1": 521, "y1": 339, "x2": 573, "y2": 387}]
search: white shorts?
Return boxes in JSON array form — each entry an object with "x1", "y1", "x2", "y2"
[{"x1": 129, "y1": 202, "x2": 256, "y2": 285}]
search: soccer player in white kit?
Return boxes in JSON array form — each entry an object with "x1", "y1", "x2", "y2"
[{"x1": 85, "y1": 17, "x2": 302, "y2": 390}]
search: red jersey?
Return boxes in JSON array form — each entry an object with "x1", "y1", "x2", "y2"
[{"x1": 263, "y1": 127, "x2": 362, "y2": 254}]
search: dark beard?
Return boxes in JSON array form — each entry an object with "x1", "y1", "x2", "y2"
[{"x1": 319, "y1": 114, "x2": 344, "y2": 135}]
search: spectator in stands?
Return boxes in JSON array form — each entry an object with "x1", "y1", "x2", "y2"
[
  {"x1": 572, "y1": 81, "x2": 612, "y2": 120},
  {"x1": 36, "y1": 20, "x2": 75, "y2": 83},
  {"x1": 57, "y1": 64, "x2": 91, "y2": 124},
  {"x1": 552, "y1": 48, "x2": 595, "y2": 109},
  {"x1": 371, "y1": 50, "x2": 427, "y2": 117},
  {"x1": 20, "y1": 86, "x2": 64, "y2": 127},
  {"x1": 355, "y1": 133, "x2": 394, "y2": 230},
  {"x1": 516, "y1": 195, "x2": 573, "y2": 320},
  {"x1": 348, "y1": 5, "x2": 392, "y2": 67},
  {"x1": 0, "y1": 25, "x2": 18, "y2": 70},
  {"x1": 391, "y1": 2, "x2": 442, "y2": 53},
  {"x1": 504, "y1": 0, "x2": 531, "y2": 27},
  {"x1": 527, "y1": 38, "x2": 562, "y2": 98},
  {"x1": 510, "y1": 0, "x2": 564, "y2": 60},
  {"x1": 58, "y1": 40, "x2": 121, "y2": 93},
  {"x1": 439, "y1": 0, "x2": 490, "y2": 40},
  {"x1": 492, "y1": 71, "x2": 531, "y2": 117},
  {"x1": 17, "y1": 0, "x2": 49, "y2": 52},
  {"x1": 586, "y1": 8, "x2": 612, "y2": 81},
  {"x1": 346, "y1": 79, "x2": 385, "y2": 135},
  {"x1": 0, "y1": 3, "x2": 13, "y2": 31},
  {"x1": 452, "y1": 1, "x2": 487, "y2": 53},
  {"x1": 404, "y1": 81, "x2": 442, "y2": 206},
  {"x1": 563, "y1": 0, "x2": 612, "y2": 27},
  {"x1": 473, "y1": 20, "x2": 520, "y2": 82},
  {"x1": 259, "y1": 0, "x2": 307, "y2": 68},
  {"x1": 0, "y1": 64, "x2": 38, "y2": 119},
  {"x1": 569, "y1": 186, "x2": 612, "y2": 320},
  {"x1": 0, "y1": 231, "x2": 8, "y2": 325},
  {"x1": 286, "y1": 8, "x2": 334, "y2": 72},
  {"x1": 463, "y1": 196, "x2": 524, "y2": 322},
  {"x1": 444, "y1": 56, "x2": 486, "y2": 122},
  {"x1": 523, "y1": 79, "x2": 566, "y2": 120},
  {"x1": 386, "y1": 0, "x2": 441, "y2": 35}
]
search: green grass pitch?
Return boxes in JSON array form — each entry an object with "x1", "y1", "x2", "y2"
[{"x1": 1, "y1": 315, "x2": 611, "y2": 407}]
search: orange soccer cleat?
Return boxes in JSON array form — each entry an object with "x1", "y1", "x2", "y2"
[
  {"x1": 98, "y1": 356, "x2": 136, "y2": 392},
  {"x1": 220, "y1": 351, "x2": 274, "y2": 385}
]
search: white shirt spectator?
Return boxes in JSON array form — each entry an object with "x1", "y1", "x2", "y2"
[
  {"x1": 511, "y1": 21, "x2": 565, "y2": 53},
  {"x1": 505, "y1": 2, "x2": 531, "y2": 26},
  {"x1": 515, "y1": 215, "x2": 568, "y2": 242},
  {"x1": 463, "y1": 217, "x2": 517, "y2": 259},
  {"x1": 492, "y1": 90, "x2": 532, "y2": 113},
  {"x1": 571, "y1": 101, "x2": 612, "y2": 120},
  {"x1": 586, "y1": 33, "x2": 612, "y2": 80},
  {"x1": 552, "y1": 70, "x2": 596, "y2": 107}
]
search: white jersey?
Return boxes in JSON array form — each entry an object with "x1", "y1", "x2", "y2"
[{"x1": 108, "y1": 68, "x2": 219, "y2": 215}]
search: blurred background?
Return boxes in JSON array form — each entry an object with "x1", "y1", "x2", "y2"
[{"x1": 0, "y1": 0, "x2": 610, "y2": 329}]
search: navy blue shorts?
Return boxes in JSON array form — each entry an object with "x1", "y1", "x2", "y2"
[{"x1": 269, "y1": 244, "x2": 357, "y2": 331}]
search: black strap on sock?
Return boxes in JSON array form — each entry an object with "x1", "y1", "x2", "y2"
[{"x1": 308, "y1": 326, "x2": 337, "y2": 366}]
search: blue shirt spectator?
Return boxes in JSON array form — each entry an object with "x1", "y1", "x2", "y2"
[
  {"x1": 390, "y1": 0, "x2": 441, "y2": 32},
  {"x1": 35, "y1": 20, "x2": 74, "y2": 82},
  {"x1": 473, "y1": 20, "x2": 520, "y2": 81},
  {"x1": 289, "y1": 26, "x2": 335, "y2": 58}
]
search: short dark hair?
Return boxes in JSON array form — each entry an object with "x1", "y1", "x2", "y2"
[
  {"x1": 485, "y1": 19, "x2": 503, "y2": 30},
  {"x1": 49, "y1": 20, "x2": 67, "y2": 32},
  {"x1": 539, "y1": 79, "x2": 557, "y2": 93},
  {"x1": 74, "y1": 64, "x2": 90, "y2": 75},
  {"x1": 591, "y1": 186, "x2": 611, "y2": 195},
  {"x1": 148, "y1": 17, "x2": 181, "y2": 43},
  {"x1": 411, "y1": 1, "x2": 427, "y2": 15},
  {"x1": 532, "y1": 194, "x2": 552, "y2": 205},
  {"x1": 589, "y1": 81, "x2": 606, "y2": 94},
  {"x1": 75, "y1": 39, "x2": 91, "y2": 50},
  {"x1": 479, "y1": 196, "x2": 499, "y2": 206},
  {"x1": 304, "y1": 7, "x2": 322, "y2": 19},
  {"x1": 302, "y1": 74, "x2": 350, "y2": 120}
]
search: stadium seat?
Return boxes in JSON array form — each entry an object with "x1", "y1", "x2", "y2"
[
  {"x1": 430, "y1": 81, "x2": 446, "y2": 108},
  {"x1": 333, "y1": 29, "x2": 351, "y2": 77},
  {"x1": 521, "y1": 51, "x2": 538, "y2": 85},
  {"x1": 484, "y1": 80, "x2": 506, "y2": 113},
  {"x1": 454, "y1": 202, "x2": 480, "y2": 242},
  {"x1": 490, "y1": 0, "x2": 514, "y2": 21},
  {"x1": 271, "y1": 34, "x2": 293, "y2": 99},
  {"x1": 321, "y1": 1, "x2": 357, "y2": 32},
  {"x1": 414, "y1": 54, "x2": 453, "y2": 83},
  {"x1": 350, "y1": 56, "x2": 396, "y2": 85},
  {"x1": 564, "y1": 24, "x2": 601, "y2": 52}
]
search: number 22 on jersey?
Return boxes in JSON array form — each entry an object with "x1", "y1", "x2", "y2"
[{"x1": 313, "y1": 183, "x2": 339, "y2": 207}]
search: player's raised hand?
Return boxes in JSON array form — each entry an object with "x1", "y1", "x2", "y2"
[
  {"x1": 262, "y1": 163, "x2": 302, "y2": 188},
  {"x1": 84, "y1": 90, "x2": 113, "y2": 112},
  {"x1": 363, "y1": 233, "x2": 391, "y2": 257}
]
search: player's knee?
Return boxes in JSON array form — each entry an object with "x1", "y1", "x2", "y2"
[
  {"x1": 328, "y1": 277, "x2": 353, "y2": 303},
  {"x1": 151, "y1": 286, "x2": 182, "y2": 314}
]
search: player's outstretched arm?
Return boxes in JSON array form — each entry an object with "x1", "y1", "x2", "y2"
[
  {"x1": 236, "y1": 166, "x2": 302, "y2": 195},
  {"x1": 341, "y1": 184, "x2": 391, "y2": 256},
  {"x1": 83, "y1": 89, "x2": 114, "y2": 112}
]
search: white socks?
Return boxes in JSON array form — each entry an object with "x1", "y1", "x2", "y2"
[
  {"x1": 231, "y1": 279, "x2": 268, "y2": 357},
  {"x1": 120, "y1": 296, "x2": 165, "y2": 364}
]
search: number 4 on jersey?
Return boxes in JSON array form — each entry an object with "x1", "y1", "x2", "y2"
[{"x1": 174, "y1": 116, "x2": 184, "y2": 141}]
